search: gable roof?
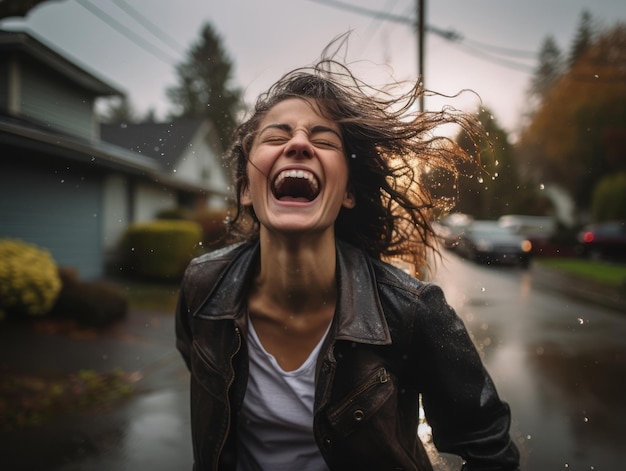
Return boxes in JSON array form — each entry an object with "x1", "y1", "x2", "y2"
[
  {"x1": 0, "y1": 29, "x2": 122, "y2": 96},
  {"x1": 100, "y1": 117, "x2": 215, "y2": 170}
]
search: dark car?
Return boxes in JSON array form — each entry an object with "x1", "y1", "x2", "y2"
[
  {"x1": 433, "y1": 213, "x2": 473, "y2": 250},
  {"x1": 456, "y1": 220, "x2": 533, "y2": 268},
  {"x1": 577, "y1": 220, "x2": 626, "y2": 261}
]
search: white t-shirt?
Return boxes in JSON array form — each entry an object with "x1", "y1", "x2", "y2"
[{"x1": 236, "y1": 319, "x2": 331, "y2": 471}]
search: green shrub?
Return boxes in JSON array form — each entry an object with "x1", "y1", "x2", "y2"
[
  {"x1": 591, "y1": 173, "x2": 626, "y2": 222},
  {"x1": 0, "y1": 239, "x2": 62, "y2": 317},
  {"x1": 120, "y1": 220, "x2": 202, "y2": 281},
  {"x1": 50, "y1": 267, "x2": 128, "y2": 327}
]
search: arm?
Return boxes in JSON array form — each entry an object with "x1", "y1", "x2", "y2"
[
  {"x1": 415, "y1": 284, "x2": 520, "y2": 470},
  {"x1": 175, "y1": 278, "x2": 193, "y2": 371}
]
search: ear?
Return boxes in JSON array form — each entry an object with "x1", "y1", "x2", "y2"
[
  {"x1": 240, "y1": 183, "x2": 252, "y2": 206},
  {"x1": 342, "y1": 190, "x2": 356, "y2": 209}
]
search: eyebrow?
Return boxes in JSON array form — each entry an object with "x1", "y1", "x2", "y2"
[{"x1": 259, "y1": 123, "x2": 342, "y2": 140}]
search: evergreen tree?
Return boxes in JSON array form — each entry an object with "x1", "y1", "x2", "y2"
[
  {"x1": 166, "y1": 23, "x2": 242, "y2": 147},
  {"x1": 568, "y1": 10, "x2": 595, "y2": 67},
  {"x1": 453, "y1": 107, "x2": 535, "y2": 218},
  {"x1": 530, "y1": 36, "x2": 563, "y2": 101}
]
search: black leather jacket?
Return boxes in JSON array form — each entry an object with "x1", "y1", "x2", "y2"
[{"x1": 175, "y1": 240, "x2": 520, "y2": 470}]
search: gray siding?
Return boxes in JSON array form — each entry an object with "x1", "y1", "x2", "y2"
[
  {"x1": 0, "y1": 161, "x2": 104, "y2": 279},
  {"x1": 20, "y1": 58, "x2": 95, "y2": 140}
]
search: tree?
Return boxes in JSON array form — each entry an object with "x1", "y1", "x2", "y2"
[
  {"x1": 529, "y1": 36, "x2": 564, "y2": 102},
  {"x1": 591, "y1": 173, "x2": 626, "y2": 222},
  {"x1": 568, "y1": 10, "x2": 596, "y2": 67},
  {"x1": 166, "y1": 23, "x2": 242, "y2": 146},
  {"x1": 516, "y1": 23, "x2": 626, "y2": 211},
  {"x1": 451, "y1": 107, "x2": 543, "y2": 219}
]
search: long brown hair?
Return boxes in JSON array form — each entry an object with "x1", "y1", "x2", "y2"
[{"x1": 225, "y1": 41, "x2": 483, "y2": 277}]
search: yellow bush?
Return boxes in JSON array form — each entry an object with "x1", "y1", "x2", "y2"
[{"x1": 0, "y1": 239, "x2": 62, "y2": 317}]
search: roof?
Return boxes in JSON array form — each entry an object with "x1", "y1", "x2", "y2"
[
  {"x1": 0, "y1": 114, "x2": 210, "y2": 194},
  {"x1": 0, "y1": 29, "x2": 123, "y2": 96},
  {"x1": 100, "y1": 118, "x2": 209, "y2": 170}
]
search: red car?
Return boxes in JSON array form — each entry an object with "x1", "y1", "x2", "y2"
[{"x1": 577, "y1": 221, "x2": 626, "y2": 261}]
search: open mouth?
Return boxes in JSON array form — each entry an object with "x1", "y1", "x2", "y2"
[{"x1": 272, "y1": 169, "x2": 320, "y2": 202}]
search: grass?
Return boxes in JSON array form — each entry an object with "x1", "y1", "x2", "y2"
[{"x1": 536, "y1": 257, "x2": 626, "y2": 287}]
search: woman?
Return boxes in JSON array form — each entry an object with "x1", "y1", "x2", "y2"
[{"x1": 176, "y1": 49, "x2": 520, "y2": 470}]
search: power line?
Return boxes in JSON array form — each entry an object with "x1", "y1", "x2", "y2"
[
  {"x1": 110, "y1": 0, "x2": 187, "y2": 54},
  {"x1": 450, "y1": 40, "x2": 535, "y2": 73},
  {"x1": 305, "y1": 0, "x2": 413, "y2": 25},
  {"x1": 75, "y1": 0, "x2": 178, "y2": 66},
  {"x1": 305, "y1": 0, "x2": 537, "y2": 73},
  {"x1": 461, "y1": 37, "x2": 536, "y2": 59}
]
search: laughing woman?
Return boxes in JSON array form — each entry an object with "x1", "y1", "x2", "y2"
[{"x1": 175, "y1": 47, "x2": 520, "y2": 471}]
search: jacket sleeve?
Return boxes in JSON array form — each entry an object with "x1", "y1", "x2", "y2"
[
  {"x1": 415, "y1": 284, "x2": 520, "y2": 470},
  {"x1": 175, "y1": 275, "x2": 193, "y2": 371}
]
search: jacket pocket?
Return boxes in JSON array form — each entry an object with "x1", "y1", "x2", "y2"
[
  {"x1": 327, "y1": 366, "x2": 394, "y2": 438},
  {"x1": 191, "y1": 339, "x2": 230, "y2": 400}
]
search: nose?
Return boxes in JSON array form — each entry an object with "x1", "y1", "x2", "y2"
[{"x1": 285, "y1": 132, "x2": 313, "y2": 159}]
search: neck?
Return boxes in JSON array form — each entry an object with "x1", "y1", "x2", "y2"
[{"x1": 253, "y1": 230, "x2": 338, "y2": 314}]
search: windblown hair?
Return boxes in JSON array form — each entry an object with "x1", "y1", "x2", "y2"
[{"x1": 225, "y1": 48, "x2": 483, "y2": 277}]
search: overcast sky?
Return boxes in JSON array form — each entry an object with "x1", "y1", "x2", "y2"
[{"x1": 2, "y1": 0, "x2": 625, "y2": 137}]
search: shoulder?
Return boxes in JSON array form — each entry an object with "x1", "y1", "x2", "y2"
[
  {"x1": 190, "y1": 241, "x2": 248, "y2": 265},
  {"x1": 180, "y1": 241, "x2": 255, "y2": 303},
  {"x1": 370, "y1": 257, "x2": 455, "y2": 326}
]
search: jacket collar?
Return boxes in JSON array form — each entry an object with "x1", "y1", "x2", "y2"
[{"x1": 194, "y1": 240, "x2": 392, "y2": 346}]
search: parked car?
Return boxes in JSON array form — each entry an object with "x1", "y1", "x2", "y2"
[
  {"x1": 456, "y1": 220, "x2": 533, "y2": 268},
  {"x1": 577, "y1": 220, "x2": 626, "y2": 261},
  {"x1": 498, "y1": 214, "x2": 557, "y2": 256},
  {"x1": 434, "y1": 213, "x2": 473, "y2": 250}
]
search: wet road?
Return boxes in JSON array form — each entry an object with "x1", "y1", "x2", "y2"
[{"x1": 431, "y1": 251, "x2": 626, "y2": 471}]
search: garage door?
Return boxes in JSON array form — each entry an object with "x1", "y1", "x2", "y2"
[{"x1": 0, "y1": 161, "x2": 104, "y2": 279}]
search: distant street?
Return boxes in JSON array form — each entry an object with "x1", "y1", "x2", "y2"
[{"x1": 430, "y1": 251, "x2": 626, "y2": 470}]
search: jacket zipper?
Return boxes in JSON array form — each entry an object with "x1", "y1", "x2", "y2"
[
  {"x1": 213, "y1": 324, "x2": 242, "y2": 469},
  {"x1": 328, "y1": 366, "x2": 389, "y2": 422}
]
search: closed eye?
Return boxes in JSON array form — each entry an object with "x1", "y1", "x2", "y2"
[
  {"x1": 312, "y1": 138, "x2": 342, "y2": 149},
  {"x1": 261, "y1": 134, "x2": 289, "y2": 144}
]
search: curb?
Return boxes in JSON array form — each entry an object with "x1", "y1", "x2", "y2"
[{"x1": 531, "y1": 264, "x2": 626, "y2": 313}]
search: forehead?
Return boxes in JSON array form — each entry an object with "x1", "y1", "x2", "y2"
[{"x1": 259, "y1": 98, "x2": 339, "y2": 131}]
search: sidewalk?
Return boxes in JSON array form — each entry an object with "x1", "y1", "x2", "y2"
[{"x1": 0, "y1": 308, "x2": 194, "y2": 471}]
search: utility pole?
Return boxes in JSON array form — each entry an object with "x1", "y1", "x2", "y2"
[{"x1": 417, "y1": 0, "x2": 425, "y2": 111}]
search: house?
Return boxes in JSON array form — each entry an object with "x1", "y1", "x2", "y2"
[
  {"x1": 100, "y1": 117, "x2": 230, "y2": 211},
  {"x1": 0, "y1": 30, "x2": 230, "y2": 279}
]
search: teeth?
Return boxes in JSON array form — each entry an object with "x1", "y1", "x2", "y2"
[{"x1": 274, "y1": 169, "x2": 319, "y2": 193}]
